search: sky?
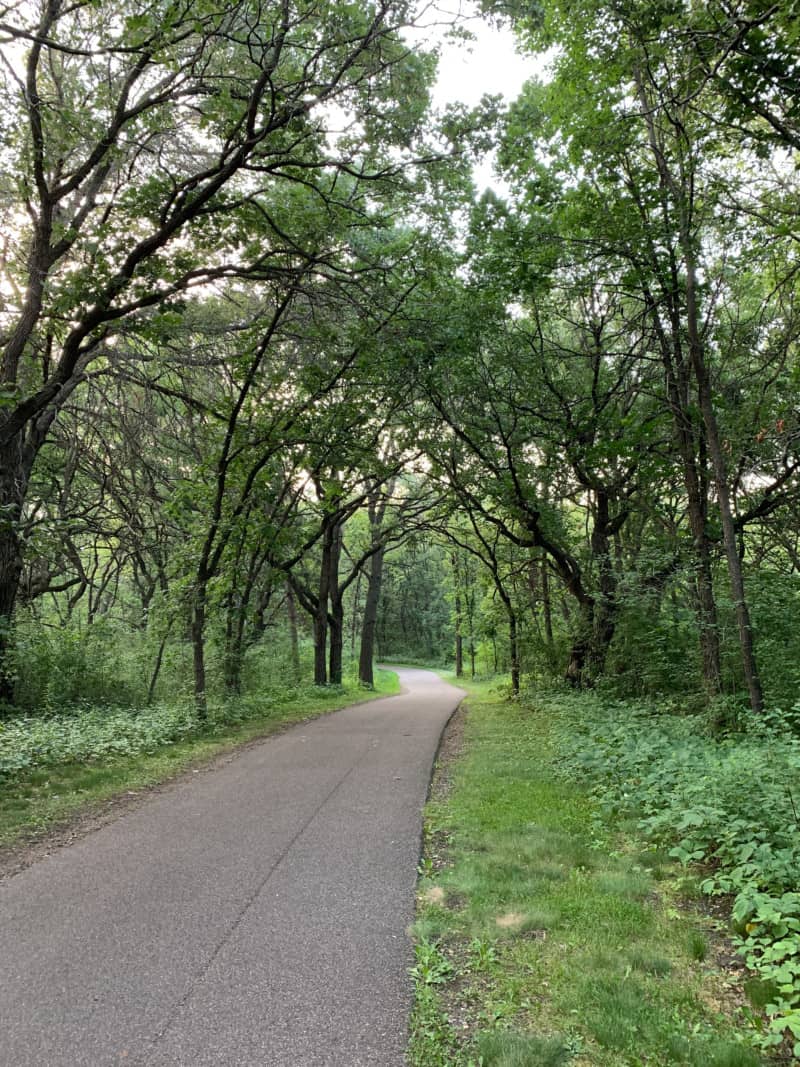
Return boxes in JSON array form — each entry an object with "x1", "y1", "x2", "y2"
[{"x1": 415, "y1": 10, "x2": 543, "y2": 192}]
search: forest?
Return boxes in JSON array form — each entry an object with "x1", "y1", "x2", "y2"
[{"x1": 1, "y1": 0, "x2": 800, "y2": 1058}]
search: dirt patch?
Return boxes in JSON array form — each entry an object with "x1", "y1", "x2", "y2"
[
  {"x1": 495, "y1": 910, "x2": 526, "y2": 930},
  {"x1": 429, "y1": 701, "x2": 467, "y2": 803},
  {"x1": 421, "y1": 885, "x2": 447, "y2": 906}
]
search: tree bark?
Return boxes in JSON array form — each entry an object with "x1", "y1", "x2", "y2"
[
  {"x1": 313, "y1": 521, "x2": 336, "y2": 686},
  {"x1": 452, "y1": 551, "x2": 464, "y2": 677},
  {"x1": 585, "y1": 489, "x2": 618, "y2": 682},
  {"x1": 0, "y1": 440, "x2": 32, "y2": 707},
  {"x1": 328, "y1": 522, "x2": 344, "y2": 685},
  {"x1": 191, "y1": 582, "x2": 208, "y2": 719},
  {"x1": 506, "y1": 598, "x2": 520, "y2": 694},
  {"x1": 541, "y1": 558, "x2": 554, "y2": 648},
  {"x1": 147, "y1": 629, "x2": 171, "y2": 706},
  {"x1": 359, "y1": 544, "x2": 385, "y2": 688}
]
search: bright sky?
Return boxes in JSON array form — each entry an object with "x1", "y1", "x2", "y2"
[{"x1": 415, "y1": 10, "x2": 544, "y2": 192}]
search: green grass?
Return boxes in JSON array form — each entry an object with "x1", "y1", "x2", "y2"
[
  {"x1": 0, "y1": 668, "x2": 399, "y2": 849},
  {"x1": 408, "y1": 677, "x2": 768, "y2": 1066}
]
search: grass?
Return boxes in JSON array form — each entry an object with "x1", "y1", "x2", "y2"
[
  {"x1": 408, "y1": 676, "x2": 770, "y2": 1067},
  {"x1": 0, "y1": 667, "x2": 399, "y2": 849}
]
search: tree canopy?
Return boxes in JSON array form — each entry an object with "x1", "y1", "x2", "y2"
[{"x1": 0, "y1": 0, "x2": 798, "y2": 721}]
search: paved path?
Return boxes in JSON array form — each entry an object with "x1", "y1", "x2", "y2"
[{"x1": 0, "y1": 668, "x2": 464, "y2": 1066}]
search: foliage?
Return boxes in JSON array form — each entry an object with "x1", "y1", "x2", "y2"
[
  {"x1": 538, "y1": 687, "x2": 800, "y2": 1052},
  {"x1": 0, "y1": 648, "x2": 398, "y2": 784}
]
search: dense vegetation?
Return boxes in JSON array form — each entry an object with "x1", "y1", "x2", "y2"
[{"x1": 1, "y1": 0, "x2": 799, "y2": 1054}]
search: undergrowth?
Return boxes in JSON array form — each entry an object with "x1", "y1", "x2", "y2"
[
  {"x1": 539, "y1": 690, "x2": 800, "y2": 1058},
  {"x1": 409, "y1": 679, "x2": 782, "y2": 1066},
  {"x1": 0, "y1": 667, "x2": 399, "y2": 845}
]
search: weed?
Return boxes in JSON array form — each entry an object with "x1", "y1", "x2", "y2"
[
  {"x1": 410, "y1": 938, "x2": 455, "y2": 986},
  {"x1": 469, "y1": 937, "x2": 498, "y2": 970},
  {"x1": 689, "y1": 931, "x2": 709, "y2": 962}
]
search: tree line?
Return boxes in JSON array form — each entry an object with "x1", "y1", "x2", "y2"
[{"x1": 1, "y1": 0, "x2": 799, "y2": 722}]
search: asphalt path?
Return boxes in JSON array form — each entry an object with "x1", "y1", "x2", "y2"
[{"x1": 0, "y1": 667, "x2": 464, "y2": 1067}]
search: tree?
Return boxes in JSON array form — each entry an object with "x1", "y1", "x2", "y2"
[
  {"x1": 495, "y1": 0, "x2": 800, "y2": 707},
  {"x1": 0, "y1": 0, "x2": 438, "y2": 698}
]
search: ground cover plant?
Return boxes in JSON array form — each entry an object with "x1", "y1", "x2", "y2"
[
  {"x1": 540, "y1": 691, "x2": 800, "y2": 1058},
  {"x1": 408, "y1": 679, "x2": 781, "y2": 1066},
  {"x1": 0, "y1": 665, "x2": 399, "y2": 848}
]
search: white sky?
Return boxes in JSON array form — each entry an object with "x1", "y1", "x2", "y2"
[{"x1": 417, "y1": 12, "x2": 545, "y2": 192}]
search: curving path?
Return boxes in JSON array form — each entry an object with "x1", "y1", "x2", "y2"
[{"x1": 0, "y1": 668, "x2": 464, "y2": 1066}]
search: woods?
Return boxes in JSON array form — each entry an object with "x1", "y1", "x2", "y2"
[
  {"x1": 1, "y1": 0, "x2": 798, "y2": 716},
  {"x1": 2, "y1": 0, "x2": 800, "y2": 1056}
]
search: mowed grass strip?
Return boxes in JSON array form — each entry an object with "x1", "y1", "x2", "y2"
[
  {"x1": 409, "y1": 679, "x2": 767, "y2": 1067},
  {"x1": 0, "y1": 668, "x2": 400, "y2": 850}
]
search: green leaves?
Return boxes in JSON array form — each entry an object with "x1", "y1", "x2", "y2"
[{"x1": 545, "y1": 689, "x2": 800, "y2": 1049}]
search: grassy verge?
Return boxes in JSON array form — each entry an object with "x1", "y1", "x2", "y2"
[
  {"x1": 409, "y1": 678, "x2": 773, "y2": 1067},
  {"x1": 0, "y1": 668, "x2": 399, "y2": 850}
]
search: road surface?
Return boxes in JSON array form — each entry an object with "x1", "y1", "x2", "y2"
[{"x1": 0, "y1": 667, "x2": 464, "y2": 1066}]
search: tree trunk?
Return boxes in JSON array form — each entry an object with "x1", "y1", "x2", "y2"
[
  {"x1": 0, "y1": 441, "x2": 31, "y2": 707},
  {"x1": 565, "y1": 632, "x2": 590, "y2": 687},
  {"x1": 684, "y1": 252, "x2": 763, "y2": 712},
  {"x1": 452, "y1": 553, "x2": 464, "y2": 676},
  {"x1": 313, "y1": 521, "x2": 335, "y2": 686},
  {"x1": 508, "y1": 606, "x2": 520, "y2": 695},
  {"x1": 541, "y1": 558, "x2": 554, "y2": 648},
  {"x1": 286, "y1": 581, "x2": 301, "y2": 679},
  {"x1": 313, "y1": 611, "x2": 328, "y2": 686},
  {"x1": 350, "y1": 567, "x2": 362, "y2": 659},
  {"x1": 191, "y1": 583, "x2": 208, "y2": 720},
  {"x1": 585, "y1": 489, "x2": 618, "y2": 683},
  {"x1": 634, "y1": 76, "x2": 723, "y2": 701},
  {"x1": 147, "y1": 630, "x2": 170, "y2": 706},
  {"x1": 223, "y1": 593, "x2": 242, "y2": 695},
  {"x1": 328, "y1": 522, "x2": 344, "y2": 685},
  {"x1": 359, "y1": 544, "x2": 385, "y2": 688}
]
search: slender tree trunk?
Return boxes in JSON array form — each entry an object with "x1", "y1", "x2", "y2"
[
  {"x1": 451, "y1": 553, "x2": 464, "y2": 676},
  {"x1": 508, "y1": 609, "x2": 520, "y2": 695},
  {"x1": 313, "y1": 522, "x2": 335, "y2": 686},
  {"x1": 223, "y1": 593, "x2": 241, "y2": 695},
  {"x1": 350, "y1": 567, "x2": 362, "y2": 659},
  {"x1": 648, "y1": 302, "x2": 722, "y2": 695},
  {"x1": 359, "y1": 545, "x2": 385, "y2": 688},
  {"x1": 191, "y1": 582, "x2": 208, "y2": 720},
  {"x1": 286, "y1": 581, "x2": 301, "y2": 679},
  {"x1": 328, "y1": 523, "x2": 344, "y2": 685},
  {"x1": 541, "y1": 558, "x2": 554, "y2": 648},
  {"x1": 585, "y1": 490, "x2": 618, "y2": 682},
  {"x1": 147, "y1": 630, "x2": 170, "y2": 706},
  {"x1": 684, "y1": 255, "x2": 763, "y2": 712},
  {"x1": 635, "y1": 78, "x2": 723, "y2": 700}
]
